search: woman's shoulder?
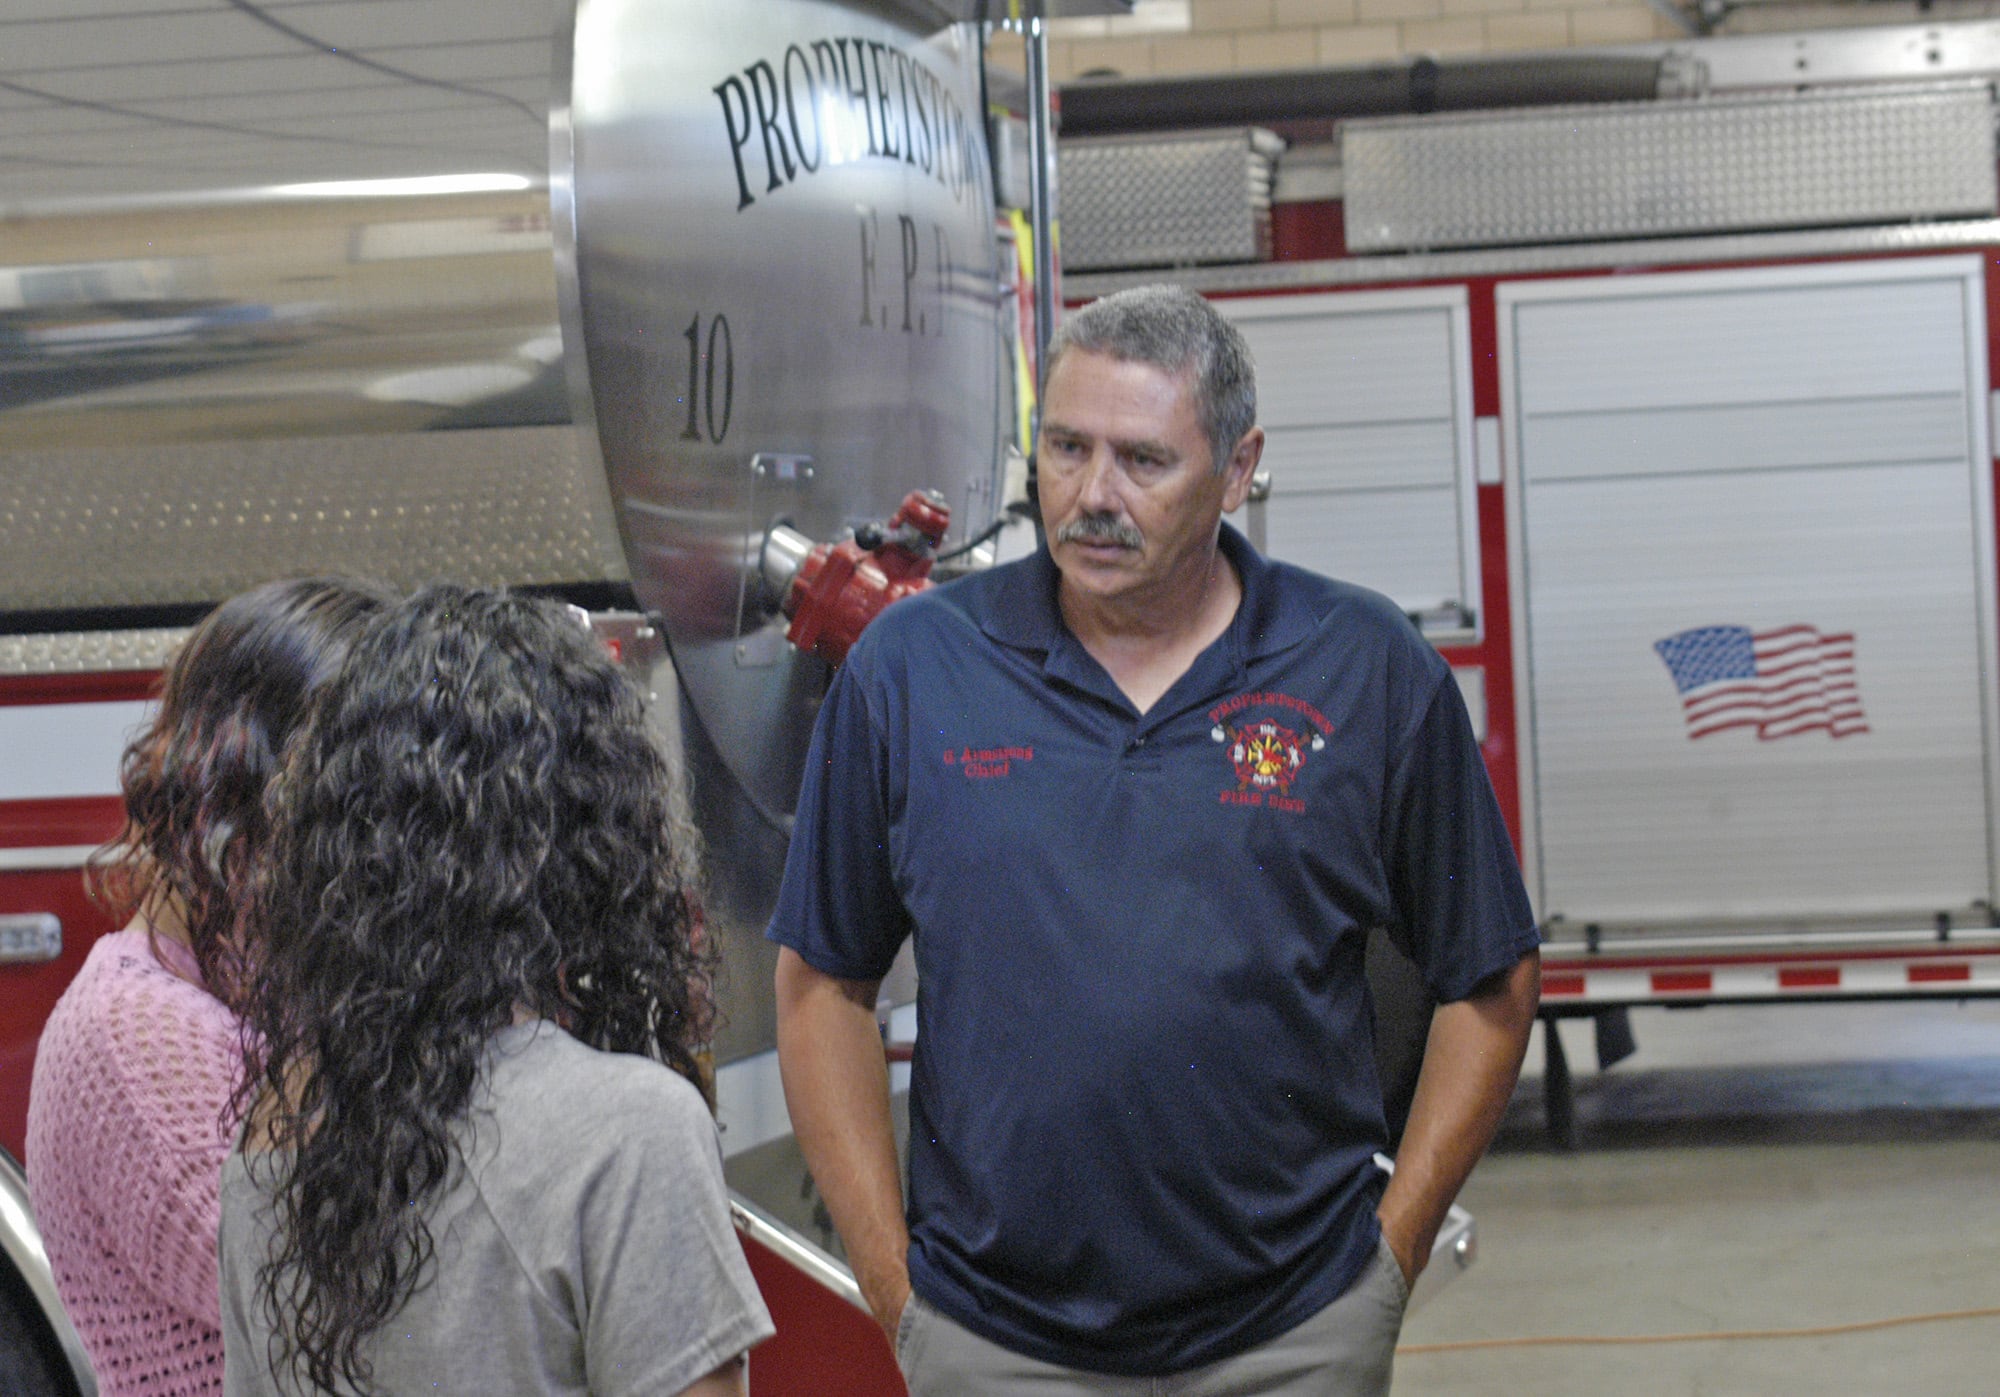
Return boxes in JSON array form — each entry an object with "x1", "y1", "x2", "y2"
[
  {"x1": 485, "y1": 1021, "x2": 714, "y2": 1141},
  {"x1": 55, "y1": 925, "x2": 162, "y2": 1003},
  {"x1": 458, "y1": 1023, "x2": 724, "y2": 1235},
  {"x1": 40, "y1": 927, "x2": 234, "y2": 1062},
  {"x1": 30, "y1": 928, "x2": 241, "y2": 1237}
]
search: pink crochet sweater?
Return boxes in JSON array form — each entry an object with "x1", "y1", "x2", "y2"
[{"x1": 27, "y1": 927, "x2": 239, "y2": 1396}]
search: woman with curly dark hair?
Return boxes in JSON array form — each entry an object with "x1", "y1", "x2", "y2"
[
  {"x1": 27, "y1": 577, "x2": 389, "y2": 1397},
  {"x1": 218, "y1": 584, "x2": 773, "y2": 1397}
]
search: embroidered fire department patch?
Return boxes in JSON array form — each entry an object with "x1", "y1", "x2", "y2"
[
  {"x1": 1207, "y1": 691, "x2": 1332, "y2": 811},
  {"x1": 1216, "y1": 719, "x2": 1323, "y2": 793}
]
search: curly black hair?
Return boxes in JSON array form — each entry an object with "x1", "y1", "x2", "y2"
[
  {"x1": 237, "y1": 584, "x2": 715, "y2": 1395},
  {"x1": 89, "y1": 578, "x2": 391, "y2": 1001}
]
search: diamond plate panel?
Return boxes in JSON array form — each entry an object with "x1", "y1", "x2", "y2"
[
  {"x1": 1058, "y1": 128, "x2": 1282, "y2": 271},
  {"x1": 1068, "y1": 218, "x2": 2000, "y2": 299},
  {"x1": 0, "y1": 627, "x2": 186, "y2": 675},
  {"x1": 0, "y1": 424, "x2": 626, "y2": 613},
  {"x1": 1343, "y1": 83, "x2": 1999, "y2": 253}
]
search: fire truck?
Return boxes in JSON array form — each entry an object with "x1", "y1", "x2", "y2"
[
  {"x1": 8, "y1": 1, "x2": 1998, "y2": 1392},
  {"x1": 1058, "y1": 18, "x2": 2000, "y2": 1148},
  {"x1": 0, "y1": 0, "x2": 1074, "y2": 1390}
]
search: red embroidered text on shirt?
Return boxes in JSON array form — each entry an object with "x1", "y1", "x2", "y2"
[{"x1": 942, "y1": 744, "x2": 1034, "y2": 779}]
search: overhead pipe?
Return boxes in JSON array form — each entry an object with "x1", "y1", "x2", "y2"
[
  {"x1": 1055, "y1": 55, "x2": 1684, "y2": 137},
  {"x1": 1024, "y1": 1, "x2": 1058, "y2": 399}
]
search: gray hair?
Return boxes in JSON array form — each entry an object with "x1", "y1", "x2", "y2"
[{"x1": 1044, "y1": 284, "x2": 1256, "y2": 474}]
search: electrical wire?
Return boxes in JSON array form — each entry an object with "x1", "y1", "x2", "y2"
[
  {"x1": 1398, "y1": 1303, "x2": 2000, "y2": 1356},
  {"x1": 935, "y1": 501, "x2": 1033, "y2": 563}
]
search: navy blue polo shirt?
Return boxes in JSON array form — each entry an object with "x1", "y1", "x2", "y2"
[{"x1": 769, "y1": 525, "x2": 1537, "y2": 1376}]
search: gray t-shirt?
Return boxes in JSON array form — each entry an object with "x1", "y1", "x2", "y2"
[{"x1": 219, "y1": 1021, "x2": 773, "y2": 1395}]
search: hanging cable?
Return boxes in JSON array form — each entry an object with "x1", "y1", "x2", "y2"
[{"x1": 935, "y1": 500, "x2": 1034, "y2": 564}]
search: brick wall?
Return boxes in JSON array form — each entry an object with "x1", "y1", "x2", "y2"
[{"x1": 1036, "y1": 0, "x2": 2000, "y2": 79}]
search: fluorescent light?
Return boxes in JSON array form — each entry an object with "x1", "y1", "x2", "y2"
[
  {"x1": 268, "y1": 173, "x2": 534, "y2": 199},
  {"x1": 365, "y1": 363, "x2": 538, "y2": 406}
]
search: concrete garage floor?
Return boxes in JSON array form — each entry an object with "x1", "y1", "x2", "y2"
[{"x1": 1396, "y1": 999, "x2": 2000, "y2": 1396}]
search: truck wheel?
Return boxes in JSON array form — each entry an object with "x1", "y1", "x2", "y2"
[{"x1": 0, "y1": 1258, "x2": 78, "y2": 1397}]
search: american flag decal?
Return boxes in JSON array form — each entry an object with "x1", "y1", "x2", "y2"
[{"x1": 1653, "y1": 625, "x2": 1869, "y2": 741}]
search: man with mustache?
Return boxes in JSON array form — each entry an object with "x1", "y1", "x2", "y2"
[{"x1": 770, "y1": 284, "x2": 1541, "y2": 1394}]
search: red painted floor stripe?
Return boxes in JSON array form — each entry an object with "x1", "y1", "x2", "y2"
[
  {"x1": 1909, "y1": 963, "x2": 1972, "y2": 984},
  {"x1": 1650, "y1": 971, "x2": 1713, "y2": 993},
  {"x1": 1778, "y1": 967, "x2": 1841, "y2": 990}
]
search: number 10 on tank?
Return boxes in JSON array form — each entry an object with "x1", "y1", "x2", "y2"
[{"x1": 681, "y1": 313, "x2": 735, "y2": 444}]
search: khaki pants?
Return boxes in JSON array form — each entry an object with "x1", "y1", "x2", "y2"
[{"x1": 895, "y1": 1240, "x2": 1410, "y2": 1397}]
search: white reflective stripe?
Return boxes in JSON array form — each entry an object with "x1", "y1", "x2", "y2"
[
  {"x1": 1546, "y1": 956, "x2": 2000, "y2": 1000},
  {"x1": 1712, "y1": 967, "x2": 1777, "y2": 997},
  {"x1": 1452, "y1": 667, "x2": 1487, "y2": 743},
  {"x1": 1583, "y1": 970, "x2": 1651, "y2": 1002},
  {"x1": 1474, "y1": 415, "x2": 1502, "y2": 486},
  {"x1": 715, "y1": 1049, "x2": 792, "y2": 1159},
  {"x1": 0, "y1": 700, "x2": 148, "y2": 800},
  {"x1": 0, "y1": 845, "x2": 100, "y2": 873},
  {"x1": 1844, "y1": 962, "x2": 1912, "y2": 993}
]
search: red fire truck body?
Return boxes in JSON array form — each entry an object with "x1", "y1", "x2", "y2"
[
  {"x1": 1062, "y1": 44, "x2": 2000, "y2": 1140},
  {"x1": 12, "y1": 8, "x2": 2000, "y2": 1391}
]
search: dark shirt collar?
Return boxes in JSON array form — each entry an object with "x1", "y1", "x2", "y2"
[{"x1": 978, "y1": 521, "x2": 1315, "y2": 664}]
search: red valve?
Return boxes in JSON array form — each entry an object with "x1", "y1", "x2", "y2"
[{"x1": 782, "y1": 490, "x2": 950, "y2": 666}]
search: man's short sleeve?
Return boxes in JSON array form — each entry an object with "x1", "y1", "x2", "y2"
[
  {"x1": 767, "y1": 655, "x2": 914, "y2": 982},
  {"x1": 1381, "y1": 675, "x2": 1540, "y2": 1003}
]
